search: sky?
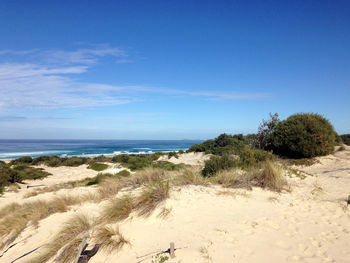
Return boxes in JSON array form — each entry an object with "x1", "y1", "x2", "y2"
[{"x1": 0, "y1": 0, "x2": 349, "y2": 139}]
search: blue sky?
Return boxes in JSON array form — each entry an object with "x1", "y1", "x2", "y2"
[{"x1": 0, "y1": 0, "x2": 349, "y2": 139}]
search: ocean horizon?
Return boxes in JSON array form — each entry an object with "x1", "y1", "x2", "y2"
[{"x1": 0, "y1": 139, "x2": 202, "y2": 160}]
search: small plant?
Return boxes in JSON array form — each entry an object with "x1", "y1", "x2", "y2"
[
  {"x1": 168, "y1": 151, "x2": 179, "y2": 159},
  {"x1": 202, "y1": 155, "x2": 236, "y2": 177},
  {"x1": 338, "y1": 145, "x2": 346, "y2": 151},
  {"x1": 94, "y1": 225, "x2": 129, "y2": 252},
  {"x1": 261, "y1": 161, "x2": 287, "y2": 192},
  {"x1": 87, "y1": 162, "x2": 109, "y2": 171},
  {"x1": 116, "y1": 169, "x2": 131, "y2": 177},
  {"x1": 28, "y1": 213, "x2": 92, "y2": 263},
  {"x1": 101, "y1": 195, "x2": 134, "y2": 222},
  {"x1": 135, "y1": 179, "x2": 170, "y2": 216},
  {"x1": 152, "y1": 253, "x2": 169, "y2": 263}
]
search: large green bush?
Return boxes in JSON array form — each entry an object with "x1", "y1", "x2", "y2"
[{"x1": 271, "y1": 113, "x2": 336, "y2": 158}]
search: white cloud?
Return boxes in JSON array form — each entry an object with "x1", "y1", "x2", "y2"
[{"x1": 0, "y1": 45, "x2": 269, "y2": 110}]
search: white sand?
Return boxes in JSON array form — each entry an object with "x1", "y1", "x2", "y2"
[
  {"x1": 158, "y1": 152, "x2": 211, "y2": 165},
  {"x1": 1, "y1": 148, "x2": 350, "y2": 263}
]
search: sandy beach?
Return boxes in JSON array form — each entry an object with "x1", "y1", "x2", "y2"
[{"x1": 0, "y1": 150, "x2": 349, "y2": 263}]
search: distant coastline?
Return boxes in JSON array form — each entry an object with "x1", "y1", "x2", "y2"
[{"x1": 0, "y1": 139, "x2": 202, "y2": 160}]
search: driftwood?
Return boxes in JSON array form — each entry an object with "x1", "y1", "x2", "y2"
[
  {"x1": 76, "y1": 242, "x2": 100, "y2": 263},
  {"x1": 26, "y1": 184, "x2": 45, "y2": 189}
]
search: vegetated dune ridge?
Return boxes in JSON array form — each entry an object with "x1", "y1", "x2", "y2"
[{"x1": 0, "y1": 150, "x2": 349, "y2": 263}]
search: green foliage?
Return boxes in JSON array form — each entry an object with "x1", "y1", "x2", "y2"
[
  {"x1": 188, "y1": 133, "x2": 246, "y2": 155},
  {"x1": 272, "y1": 113, "x2": 336, "y2": 158},
  {"x1": 340, "y1": 134, "x2": 350, "y2": 146},
  {"x1": 9, "y1": 156, "x2": 33, "y2": 166},
  {"x1": 85, "y1": 173, "x2": 115, "y2": 186},
  {"x1": 31, "y1": 156, "x2": 88, "y2": 167},
  {"x1": 111, "y1": 153, "x2": 164, "y2": 171},
  {"x1": 115, "y1": 170, "x2": 131, "y2": 177},
  {"x1": 0, "y1": 163, "x2": 50, "y2": 194},
  {"x1": 167, "y1": 151, "x2": 179, "y2": 159},
  {"x1": 87, "y1": 163, "x2": 109, "y2": 171},
  {"x1": 202, "y1": 155, "x2": 236, "y2": 177},
  {"x1": 152, "y1": 161, "x2": 186, "y2": 171},
  {"x1": 257, "y1": 113, "x2": 280, "y2": 150}
]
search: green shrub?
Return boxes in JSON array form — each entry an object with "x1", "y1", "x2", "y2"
[
  {"x1": 257, "y1": 113, "x2": 280, "y2": 150},
  {"x1": 62, "y1": 157, "x2": 87, "y2": 166},
  {"x1": 116, "y1": 170, "x2": 130, "y2": 177},
  {"x1": 9, "y1": 156, "x2": 33, "y2": 166},
  {"x1": 85, "y1": 173, "x2": 115, "y2": 186},
  {"x1": 202, "y1": 155, "x2": 236, "y2": 177},
  {"x1": 0, "y1": 163, "x2": 51, "y2": 194},
  {"x1": 167, "y1": 152, "x2": 179, "y2": 159},
  {"x1": 152, "y1": 161, "x2": 186, "y2": 171},
  {"x1": 340, "y1": 134, "x2": 350, "y2": 146},
  {"x1": 111, "y1": 153, "x2": 163, "y2": 171},
  {"x1": 188, "y1": 134, "x2": 246, "y2": 155},
  {"x1": 31, "y1": 156, "x2": 88, "y2": 167},
  {"x1": 271, "y1": 113, "x2": 336, "y2": 158},
  {"x1": 87, "y1": 163, "x2": 109, "y2": 171}
]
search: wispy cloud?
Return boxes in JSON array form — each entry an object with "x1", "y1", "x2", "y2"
[{"x1": 0, "y1": 45, "x2": 269, "y2": 110}]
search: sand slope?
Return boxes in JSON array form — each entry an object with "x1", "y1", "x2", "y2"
[{"x1": 1, "y1": 149, "x2": 349, "y2": 263}]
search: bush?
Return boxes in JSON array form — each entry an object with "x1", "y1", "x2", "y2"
[
  {"x1": 0, "y1": 163, "x2": 50, "y2": 194},
  {"x1": 202, "y1": 155, "x2": 236, "y2": 177},
  {"x1": 340, "y1": 134, "x2": 350, "y2": 146},
  {"x1": 116, "y1": 170, "x2": 130, "y2": 177},
  {"x1": 111, "y1": 153, "x2": 164, "y2": 171},
  {"x1": 188, "y1": 134, "x2": 246, "y2": 155},
  {"x1": 167, "y1": 152, "x2": 179, "y2": 159},
  {"x1": 9, "y1": 156, "x2": 33, "y2": 166},
  {"x1": 257, "y1": 113, "x2": 280, "y2": 150},
  {"x1": 271, "y1": 113, "x2": 336, "y2": 158},
  {"x1": 87, "y1": 163, "x2": 109, "y2": 171}
]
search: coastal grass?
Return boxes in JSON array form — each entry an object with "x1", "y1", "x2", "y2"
[
  {"x1": 27, "y1": 213, "x2": 92, "y2": 263},
  {"x1": 262, "y1": 161, "x2": 287, "y2": 192},
  {"x1": 101, "y1": 195, "x2": 134, "y2": 222},
  {"x1": 94, "y1": 225, "x2": 129, "y2": 252},
  {"x1": 135, "y1": 179, "x2": 170, "y2": 217},
  {"x1": 0, "y1": 194, "x2": 98, "y2": 250}
]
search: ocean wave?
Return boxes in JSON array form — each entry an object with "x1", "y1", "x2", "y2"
[{"x1": 0, "y1": 150, "x2": 70, "y2": 159}]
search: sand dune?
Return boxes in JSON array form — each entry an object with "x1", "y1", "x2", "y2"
[{"x1": 0, "y1": 149, "x2": 349, "y2": 263}]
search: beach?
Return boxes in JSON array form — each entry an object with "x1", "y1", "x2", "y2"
[{"x1": 0, "y1": 149, "x2": 349, "y2": 263}]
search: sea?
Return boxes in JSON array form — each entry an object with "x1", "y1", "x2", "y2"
[{"x1": 0, "y1": 139, "x2": 202, "y2": 160}]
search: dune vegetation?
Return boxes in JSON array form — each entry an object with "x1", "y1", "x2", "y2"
[{"x1": 0, "y1": 112, "x2": 342, "y2": 262}]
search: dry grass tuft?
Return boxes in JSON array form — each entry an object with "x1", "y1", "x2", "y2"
[
  {"x1": 135, "y1": 179, "x2": 170, "y2": 216},
  {"x1": 210, "y1": 169, "x2": 255, "y2": 189},
  {"x1": 119, "y1": 168, "x2": 166, "y2": 189},
  {"x1": 94, "y1": 225, "x2": 129, "y2": 252},
  {"x1": 101, "y1": 195, "x2": 134, "y2": 222},
  {"x1": 172, "y1": 167, "x2": 206, "y2": 186},
  {"x1": 261, "y1": 161, "x2": 288, "y2": 192},
  {"x1": 98, "y1": 177, "x2": 119, "y2": 199},
  {"x1": 0, "y1": 193, "x2": 98, "y2": 250},
  {"x1": 27, "y1": 213, "x2": 92, "y2": 263}
]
